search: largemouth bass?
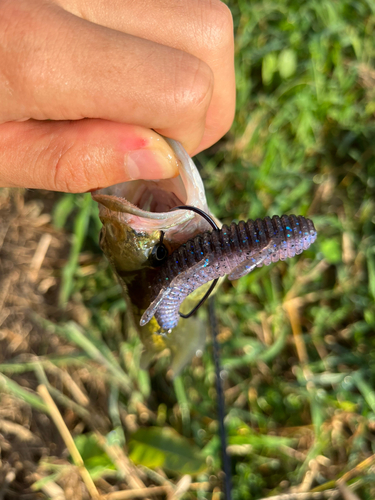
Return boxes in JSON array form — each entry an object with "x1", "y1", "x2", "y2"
[
  {"x1": 92, "y1": 135, "x2": 317, "y2": 372},
  {"x1": 92, "y1": 135, "x2": 220, "y2": 372}
]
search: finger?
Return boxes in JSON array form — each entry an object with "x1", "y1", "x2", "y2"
[
  {"x1": 0, "y1": 1, "x2": 213, "y2": 153},
  {"x1": 0, "y1": 120, "x2": 180, "y2": 192},
  {"x1": 57, "y1": 0, "x2": 236, "y2": 154}
]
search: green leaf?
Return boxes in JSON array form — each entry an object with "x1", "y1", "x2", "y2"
[
  {"x1": 320, "y1": 238, "x2": 342, "y2": 264},
  {"x1": 229, "y1": 433, "x2": 295, "y2": 451},
  {"x1": 74, "y1": 433, "x2": 116, "y2": 479},
  {"x1": 52, "y1": 193, "x2": 75, "y2": 229},
  {"x1": 59, "y1": 194, "x2": 92, "y2": 305},
  {"x1": 128, "y1": 427, "x2": 207, "y2": 475},
  {"x1": 262, "y1": 52, "x2": 278, "y2": 85},
  {"x1": 278, "y1": 49, "x2": 297, "y2": 79},
  {"x1": 352, "y1": 372, "x2": 375, "y2": 413},
  {"x1": 32, "y1": 472, "x2": 62, "y2": 491}
]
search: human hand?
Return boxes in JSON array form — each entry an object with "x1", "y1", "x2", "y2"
[{"x1": 0, "y1": 0, "x2": 235, "y2": 192}]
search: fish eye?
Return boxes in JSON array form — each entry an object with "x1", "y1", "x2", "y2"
[{"x1": 150, "y1": 243, "x2": 169, "y2": 267}]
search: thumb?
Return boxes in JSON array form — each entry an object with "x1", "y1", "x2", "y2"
[{"x1": 0, "y1": 119, "x2": 180, "y2": 192}]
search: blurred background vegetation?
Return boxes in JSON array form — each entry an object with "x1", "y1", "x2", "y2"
[{"x1": 1, "y1": 0, "x2": 375, "y2": 498}]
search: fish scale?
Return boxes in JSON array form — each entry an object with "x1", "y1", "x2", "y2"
[{"x1": 140, "y1": 214, "x2": 317, "y2": 330}]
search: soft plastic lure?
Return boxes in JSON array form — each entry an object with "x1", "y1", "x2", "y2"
[{"x1": 141, "y1": 212, "x2": 317, "y2": 331}]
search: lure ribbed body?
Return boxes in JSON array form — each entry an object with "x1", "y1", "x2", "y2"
[{"x1": 140, "y1": 214, "x2": 317, "y2": 330}]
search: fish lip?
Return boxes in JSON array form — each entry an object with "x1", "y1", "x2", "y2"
[{"x1": 91, "y1": 138, "x2": 214, "y2": 231}]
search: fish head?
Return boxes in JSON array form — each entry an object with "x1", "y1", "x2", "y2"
[
  {"x1": 92, "y1": 137, "x2": 218, "y2": 307},
  {"x1": 92, "y1": 138, "x2": 216, "y2": 255}
]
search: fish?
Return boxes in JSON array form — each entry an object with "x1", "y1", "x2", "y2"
[{"x1": 92, "y1": 135, "x2": 222, "y2": 372}]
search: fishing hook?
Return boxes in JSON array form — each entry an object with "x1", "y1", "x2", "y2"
[{"x1": 169, "y1": 205, "x2": 220, "y2": 319}]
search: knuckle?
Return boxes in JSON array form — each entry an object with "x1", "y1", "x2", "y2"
[
  {"x1": 51, "y1": 135, "x2": 110, "y2": 193},
  {"x1": 197, "y1": 1, "x2": 234, "y2": 52},
  {"x1": 172, "y1": 53, "x2": 214, "y2": 115},
  {"x1": 50, "y1": 143, "x2": 89, "y2": 193}
]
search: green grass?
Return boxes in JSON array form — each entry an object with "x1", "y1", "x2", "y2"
[{"x1": 2, "y1": 0, "x2": 375, "y2": 498}]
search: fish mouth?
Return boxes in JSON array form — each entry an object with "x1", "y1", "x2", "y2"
[
  {"x1": 114, "y1": 178, "x2": 186, "y2": 214},
  {"x1": 93, "y1": 172, "x2": 187, "y2": 217},
  {"x1": 92, "y1": 138, "x2": 214, "y2": 237}
]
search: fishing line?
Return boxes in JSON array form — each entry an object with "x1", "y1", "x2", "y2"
[
  {"x1": 209, "y1": 296, "x2": 232, "y2": 500},
  {"x1": 169, "y1": 205, "x2": 232, "y2": 497}
]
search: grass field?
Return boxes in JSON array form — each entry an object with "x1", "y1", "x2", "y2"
[{"x1": 1, "y1": 0, "x2": 375, "y2": 498}]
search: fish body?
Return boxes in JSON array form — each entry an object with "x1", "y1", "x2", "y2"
[{"x1": 92, "y1": 136, "x2": 220, "y2": 371}]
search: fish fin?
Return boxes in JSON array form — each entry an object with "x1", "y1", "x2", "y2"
[
  {"x1": 140, "y1": 287, "x2": 172, "y2": 326},
  {"x1": 228, "y1": 244, "x2": 273, "y2": 280},
  {"x1": 169, "y1": 316, "x2": 207, "y2": 375}
]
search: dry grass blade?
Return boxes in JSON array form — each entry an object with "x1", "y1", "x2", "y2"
[
  {"x1": 37, "y1": 384, "x2": 100, "y2": 500},
  {"x1": 339, "y1": 453, "x2": 375, "y2": 483},
  {"x1": 258, "y1": 491, "x2": 340, "y2": 499},
  {"x1": 32, "y1": 473, "x2": 66, "y2": 500},
  {"x1": 94, "y1": 433, "x2": 147, "y2": 491},
  {"x1": 29, "y1": 232, "x2": 52, "y2": 282},
  {"x1": 336, "y1": 481, "x2": 360, "y2": 500},
  {"x1": 0, "y1": 471, "x2": 16, "y2": 500},
  {"x1": 283, "y1": 300, "x2": 308, "y2": 367},
  {"x1": 0, "y1": 417, "x2": 39, "y2": 443},
  {"x1": 173, "y1": 475, "x2": 192, "y2": 498},
  {"x1": 104, "y1": 486, "x2": 169, "y2": 500},
  {"x1": 311, "y1": 453, "x2": 375, "y2": 494}
]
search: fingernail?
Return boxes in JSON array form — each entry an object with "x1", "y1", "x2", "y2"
[{"x1": 126, "y1": 148, "x2": 180, "y2": 180}]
